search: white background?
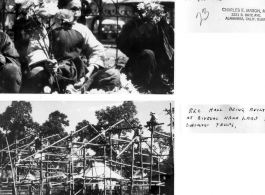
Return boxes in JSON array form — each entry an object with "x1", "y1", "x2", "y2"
[{"x1": 175, "y1": 0, "x2": 265, "y2": 194}]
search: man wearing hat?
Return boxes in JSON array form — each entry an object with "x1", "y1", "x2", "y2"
[
  {"x1": 26, "y1": 0, "x2": 120, "y2": 93},
  {"x1": 146, "y1": 112, "x2": 159, "y2": 126}
]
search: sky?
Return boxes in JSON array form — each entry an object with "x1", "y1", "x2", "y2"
[{"x1": 0, "y1": 101, "x2": 174, "y2": 133}]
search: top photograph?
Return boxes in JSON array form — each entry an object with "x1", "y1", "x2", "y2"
[{"x1": 0, "y1": 0, "x2": 174, "y2": 94}]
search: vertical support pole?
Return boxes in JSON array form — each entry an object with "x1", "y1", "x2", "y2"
[
  {"x1": 46, "y1": 162, "x2": 49, "y2": 195},
  {"x1": 71, "y1": 157, "x2": 74, "y2": 194},
  {"x1": 130, "y1": 143, "x2": 134, "y2": 195},
  {"x1": 39, "y1": 137, "x2": 43, "y2": 195},
  {"x1": 109, "y1": 133, "x2": 112, "y2": 195},
  {"x1": 170, "y1": 103, "x2": 174, "y2": 166},
  {"x1": 15, "y1": 139, "x2": 20, "y2": 194},
  {"x1": 29, "y1": 181, "x2": 33, "y2": 195},
  {"x1": 104, "y1": 146, "x2": 106, "y2": 195},
  {"x1": 120, "y1": 165, "x2": 122, "y2": 194},
  {"x1": 157, "y1": 155, "x2": 160, "y2": 195},
  {"x1": 170, "y1": 103, "x2": 174, "y2": 148},
  {"x1": 14, "y1": 125, "x2": 17, "y2": 188},
  {"x1": 68, "y1": 160, "x2": 71, "y2": 195},
  {"x1": 139, "y1": 128, "x2": 144, "y2": 193},
  {"x1": 149, "y1": 125, "x2": 154, "y2": 192},
  {"x1": 6, "y1": 137, "x2": 17, "y2": 195},
  {"x1": 0, "y1": 143, "x2": 3, "y2": 193},
  {"x1": 119, "y1": 181, "x2": 122, "y2": 195},
  {"x1": 68, "y1": 131, "x2": 73, "y2": 195},
  {"x1": 83, "y1": 147, "x2": 86, "y2": 195}
]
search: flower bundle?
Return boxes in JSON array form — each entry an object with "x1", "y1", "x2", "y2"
[
  {"x1": 15, "y1": 0, "x2": 59, "y2": 21},
  {"x1": 15, "y1": 0, "x2": 59, "y2": 54},
  {"x1": 137, "y1": 1, "x2": 165, "y2": 24}
]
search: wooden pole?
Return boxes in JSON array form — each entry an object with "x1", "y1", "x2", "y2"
[
  {"x1": 71, "y1": 157, "x2": 74, "y2": 194},
  {"x1": 130, "y1": 143, "x2": 134, "y2": 195},
  {"x1": 68, "y1": 160, "x2": 72, "y2": 195},
  {"x1": 149, "y1": 126, "x2": 154, "y2": 192},
  {"x1": 21, "y1": 125, "x2": 89, "y2": 161},
  {"x1": 104, "y1": 146, "x2": 106, "y2": 195},
  {"x1": 29, "y1": 181, "x2": 33, "y2": 195},
  {"x1": 5, "y1": 137, "x2": 17, "y2": 195},
  {"x1": 46, "y1": 163, "x2": 49, "y2": 195},
  {"x1": 39, "y1": 137, "x2": 43, "y2": 195},
  {"x1": 116, "y1": 136, "x2": 138, "y2": 158},
  {"x1": 139, "y1": 130, "x2": 144, "y2": 194},
  {"x1": 157, "y1": 155, "x2": 160, "y2": 194},
  {"x1": 108, "y1": 160, "x2": 167, "y2": 175},
  {"x1": 15, "y1": 139, "x2": 20, "y2": 194},
  {"x1": 109, "y1": 133, "x2": 112, "y2": 195},
  {"x1": 0, "y1": 142, "x2": 3, "y2": 193},
  {"x1": 83, "y1": 147, "x2": 86, "y2": 195},
  {"x1": 74, "y1": 120, "x2": 124, "y2": 154},
  {"x1": 170, "y1": 103, "x2": 174, "y2": 166},
  {"x1": 0, "y1": 135, "x2": 32, "y2": 153},
  {"x1": 70, "y1": 131, "x2": 74, "y2": 195}
]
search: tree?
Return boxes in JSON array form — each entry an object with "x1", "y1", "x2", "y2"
[
  {"x1": 75, "y1": 120, "x2": 110, "y2": 156},
  {"x1": 75, "y1": 120, "x2": 93, "y2": 141},
  {"x1": 0, "y1": 101, "x2": 38, "y2": 143},
  {"x1": 39, "y1": 111, "x2": 69, "y2": 160},
  {"x1": 41, "y1": 110, "x2": 69, "y2": 140},
  {"x1": 95, "y1": 101, "x2": 140, "y2": 135}
]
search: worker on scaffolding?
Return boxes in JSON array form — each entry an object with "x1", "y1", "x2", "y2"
[
  {"x1": 133, "y1": 126, "x2": 143, "y2": 153},
  {"x1": 146, "y1": 112, "x2": 159, "y2": 128}
]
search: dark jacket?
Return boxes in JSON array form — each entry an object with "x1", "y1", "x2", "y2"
[
  {"x1": 0, "y1": 32, "x2": 20, "y2": 66},
  {"x1": 116, "y1": 18, "x2": 174, "y2": 67}
]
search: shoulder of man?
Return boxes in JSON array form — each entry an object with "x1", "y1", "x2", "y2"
[{"x1": 72, "y1": 22, "x2": 91, "y2": 34}]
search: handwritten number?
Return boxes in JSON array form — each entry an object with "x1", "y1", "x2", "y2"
[{"x1": 196, "y1": 8, "x2": 209, "y2": 26}]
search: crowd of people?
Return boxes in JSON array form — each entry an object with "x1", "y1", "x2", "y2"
[{"x1": 0, "y1": 0, "x2": 174, "y2": 94}]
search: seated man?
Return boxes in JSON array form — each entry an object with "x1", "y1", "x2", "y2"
[
  {"x1": 116, "y1": 2, "x2": 174, "y2": 94},
  {"x1": 25, "y1": 0, "x2": 120, "y2": 93},
  {"x1": 0, "y1": 31, "x2": 22, "y2": 93}
]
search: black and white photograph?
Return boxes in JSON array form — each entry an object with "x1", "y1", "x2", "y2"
[
  {"x1": 0, "y1": 0, "x2": 174, "y2": 94},
  {"x1": 0, "y1": 101, "x2": 174, "y2": 195}
]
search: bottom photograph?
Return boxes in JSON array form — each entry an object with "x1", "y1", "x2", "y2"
[{"x1": 0, "y1": 101, "x2": 174, "y2": 195}]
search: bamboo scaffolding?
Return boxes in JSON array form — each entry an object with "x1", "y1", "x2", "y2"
[
  {"x1": 116, "y1": 136, "x2": 138, "y2": 158},
  {"x1": 0, "y1": 108, "x2": 174, "y2": 195},
  {"x1": 0, "y1": 135, "x2": 32, "y2": 152},
  {"x1": 5, "y1": 137, "x2": 17, "y2": 195},
  {"x1": 21, "y1": 125, "x2": 89, "y2": 161},
  {"x1": 72, "y1": 120, "x2": 124, "y2": 156}
]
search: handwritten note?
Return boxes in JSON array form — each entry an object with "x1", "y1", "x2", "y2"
[
  {"x1": 180, "y1": 0, "x2": 265, "y2": 32},
  {"x1": 181, "y1": 105, "x2": 265, "y2": 133}
]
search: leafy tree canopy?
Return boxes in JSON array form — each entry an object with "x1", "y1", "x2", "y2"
[
  {"x1": 41, "y1": 110, "x2": 69, "y2": 140},
  {"x1": 0, "y1": 101, "x2": 39, "y2": 143},
  {"x1": 95, "y1": 101, "x2": 140, "y2": 135}
]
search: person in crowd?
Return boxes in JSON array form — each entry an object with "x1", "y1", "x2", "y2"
[
  {"x1": 0, "y1": 31, "x2": 22, "y2": 93},
  {"x1": 24, "y1": 0, "x2": 120, "y2": 93},
  {"x1": 116, "y1": 1, "x2": 174, "y2": 94}
]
